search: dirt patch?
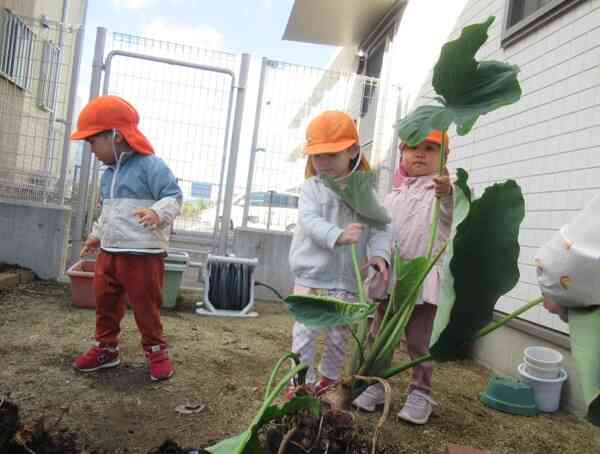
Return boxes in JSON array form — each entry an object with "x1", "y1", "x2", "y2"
[{"x1": 1, "y1": 280, "x2": 599, "y2": 453}]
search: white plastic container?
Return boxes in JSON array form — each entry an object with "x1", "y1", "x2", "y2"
[
  {"x1": 518, "y1": 363, "x2": 568, "y2": 412},
  {"x1": 523, "y1": 357, "x2": 560, "y2": 379},
  {"x1": 523, "y1": 346, "x2": 563, "y2": 369}
]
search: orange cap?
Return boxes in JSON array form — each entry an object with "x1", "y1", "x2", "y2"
[
  {"x1": 304, "y1": 111, "x2": 359, "y2": 156},
  {"x1": 70, "y1": 95, "x2": 154, "y2": 155},
  {"x1": 423, "y1": 130, "x2": 450, "y2": 148}
]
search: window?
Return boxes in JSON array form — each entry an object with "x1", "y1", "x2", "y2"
[
  {"x1": 360, "y1": 42, "x2": 384, "y2": 117},
  {"x1": 0, "y1": 8, "x2": 34, "y2": 89},
  {"x1": 503, "y1": 0, "x2": 587, "y2": 47},
  {"x1": 37, "y1": 40, "x2": 60, "y2": 111}
]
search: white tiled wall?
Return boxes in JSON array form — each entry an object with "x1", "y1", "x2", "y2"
[{"x1": 415, "y1": 0, "x2": 600, "y2": 334}]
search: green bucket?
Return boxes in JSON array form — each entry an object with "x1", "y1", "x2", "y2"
[
  {"x1": 480, "y1": 375, "x2": 537, "y2": 416},
  {"x1": 162, "y1": 251, "x2": 189, "y2": 309}
]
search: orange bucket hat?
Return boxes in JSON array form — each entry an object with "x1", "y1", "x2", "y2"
[
  {"x1": 305, "y1": 111, "x2": 359, "y2": 155},
  {"x1": 402, "y1": 130, "x2": 450, "y2": 149},
  {"x1": 70, "y1": 95, "x2": 154, "y2": 155}
]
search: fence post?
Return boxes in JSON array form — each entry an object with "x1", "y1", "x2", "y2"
[
  {"x1": 217, "y1": 53, "x2": 250, "y2": 255},
  {"x1": 70, "y1": 26, "x2": 106, "y2": 265},
  {"x1": 58, "y1": 0, "x2": 89, "y2": 204},
  {"x1": 242, "y1": 57, "x2": 268, "y2": 228}
]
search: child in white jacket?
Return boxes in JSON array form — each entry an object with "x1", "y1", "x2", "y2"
[
  {"x1": 288, "y1": 111, "x2": 391, "y2": 396},
  {"x1": 536, "y1": 193, "x2": 600, "y2": 321}
]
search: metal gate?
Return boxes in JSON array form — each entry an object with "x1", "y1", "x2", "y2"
[
  {"x1": 70, "y1": 28, "x2": 394, "y2": 271},
  {"x1": 70, "y1": 29, "x2": 248, "y2": 264},
  {"x1": 241, "y1": 58, "x2": 385, "y2": 231}
]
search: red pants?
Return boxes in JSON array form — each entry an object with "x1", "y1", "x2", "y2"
[{"x1": 93, "y1": 251, "x2": 166, "y2": 348}]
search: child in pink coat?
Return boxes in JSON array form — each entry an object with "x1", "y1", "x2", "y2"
[{"x1": 354, "y1": 130, "x2": 452, "y2": 425}]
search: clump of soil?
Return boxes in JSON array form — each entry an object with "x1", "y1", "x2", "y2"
[
  {"x1": 0, "y1": 396, "x2": 79, "y2": 453},
  {"x1": 262, "y1": 409, "x2": 380, "y2": 454},
  {"x1": 148, "y1": 438, "x2": 212, "y2": 454}
]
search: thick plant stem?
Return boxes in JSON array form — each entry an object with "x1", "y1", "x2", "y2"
[
  {"x1": 265, "y1": 352, "x2": 300, "y2": 399},
  {"x1": 235, "y1": 363, "x2": 309, "y2": 454},
  {"x1": 382, "y1": 354, "x2": 430, "y2": 379},
  {"x1": 425, "y1": 131, "x2": 447, "y2": 260},
  {"x1": 351, "y1": 243, "x2": 366, "y2": 304},
  {"x1": 350, "y1": 243, "x2": 369, "y2": 373},
  {"x1": 475, "y1": 296, "x2": 544, "y2": 338},
  {"x1": 358, "y1": 245, "x2": 446, "y2": 376},
  {"x1": 381, "y1": 296, "x2": 545, "y2": 379}
]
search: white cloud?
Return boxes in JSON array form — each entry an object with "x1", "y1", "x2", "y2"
[
  {"x1": 257, "y1": 0, "x2": 272, "y2": 10},
  {"x1": 142, "y1": 20, "x2": 225, "y2": 50},
  {"x1": 111, "y1": 0, "x2": 157, "y2": 10}
]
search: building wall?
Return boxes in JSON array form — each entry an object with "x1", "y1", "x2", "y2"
[
  {"x1": 0, "y1": 200, "x2": 71, "y2": 279},
  {"x1": 327, "y1": 0, "x2": 600, "y2": 335},
  {"x1": 412, "y1": 0, "x2": 600, "y2": 335},
  {"x1": 293, "y1": 0, "x2": 599, "y2": 416},
  {"x1": 0, "y1": 0, "x2": 85, "y2": 192}
]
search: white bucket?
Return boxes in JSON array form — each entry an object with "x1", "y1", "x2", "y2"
[
  {"x1": 518, "y1": 363, "x2": 568, "y2": 412},
  {"x1": 523, "y1": 346, "x2": 563, "y2": 369},
  {"x1": 523, "y1": 357, "x2": 560, "y2": 379}
]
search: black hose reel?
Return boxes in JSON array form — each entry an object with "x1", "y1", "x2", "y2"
[{"x1": 196, "y1": 255, "x2": 259, "y2": 317}]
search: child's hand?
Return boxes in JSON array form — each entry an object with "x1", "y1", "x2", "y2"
[
  {"x1": 134, "y1": 208, "x2": 160, "y2": 229},
  {"x1": 542, "y1": 294, "x2": 569, "y2": 322},
  {"x1": 80, "y1": 235, "x2": 100, "y2": 257},
  {"x1": 433, "y1": 174, "x2": 452, "y2": 198},
  {"x1": 336, "y1": 223, "x2": 365, "y2": 245},
  {"x1": 363, "y1": 257, "x2": 389, "y2": 283}
]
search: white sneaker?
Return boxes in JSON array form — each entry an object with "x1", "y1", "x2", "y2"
[
  {"x1": 397, "y1": 390, "x2": 437, "y2": 424},
  {"x1": 352, "y1": 383, "x2": 385, "y2": 412}
]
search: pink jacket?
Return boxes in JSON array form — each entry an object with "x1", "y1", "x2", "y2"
[{"x1": 384, "y1": 175, "x2": 453, "y2": 305}]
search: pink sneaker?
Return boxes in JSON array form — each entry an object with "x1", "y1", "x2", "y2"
[
  {"x1": 144, "y1": 344, "x2": 174, "y2": 381},
  {"x1": 353, "y1": 383, "x2": 385, "y2": 412},
  {"x1": 397, "y1": 390, "x2": 437, "y2": 424},
  {"x1": 73, "y1": 344, "x2": 120, "y2": 372}
]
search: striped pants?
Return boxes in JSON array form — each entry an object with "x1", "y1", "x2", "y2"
[{"x1": 291, "y1": 284, "x2": 356, "y2": 384}]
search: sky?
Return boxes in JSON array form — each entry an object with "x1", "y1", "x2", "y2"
[{"x1": 78, "y1": 0, "x2": 336, "y2": 98}]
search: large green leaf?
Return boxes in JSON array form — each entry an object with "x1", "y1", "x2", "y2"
[
  {"x1": 321, "y1": 171, "x2": 390, "y2": 229},
  {"x1": 428, "y1": 169, "x2": 472, "y2": 352},
  {"x1": 285, "y1": 293, "x2": 376, "y2": 328},
  {"x1": 360, "y1": 255, "x2": 431, "y2": 377},
  {"x1": 396, "y1": 16, "x2": 521, "y2": 146},
  {"x1": 568, "y1": 307, "x2": 600, "y2": 426},
  {"x1": 206, "y1": 396, "x2": 320, "y2": 454},
  {"x1": 430, "y1": 169, "x2": 524, "y2": 361}
]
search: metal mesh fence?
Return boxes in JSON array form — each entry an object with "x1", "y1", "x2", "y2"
[
  {"x1": 88, "y1": 32, "x2": 241, "y2": 234},
  {"x1": 245, "y1": 59, "x2": 382, "y2": 231},
  {"x1": 0, "y1": 10, "x2": 77, "y2": 204}
]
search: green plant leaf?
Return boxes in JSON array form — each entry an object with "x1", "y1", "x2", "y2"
[
  {"x1": 429, "y1": 169, "x2": 525, "y2": 361},
  {"x1": 359, "y1": 255, "x2": 431, "y2": 376},
  {"x1": 396, "y1": 16, "x2": 521, "y2": 146},
  {"x1": 321, "y1": 171, "x2": 390, "y2": 228},
  {"x1": 285, "y1": 293, "x2": 376, "y2": 328},
  {"x1": 568, "y1": 307, "x2": 600, "y2": 426},
  {"x1": 206, "y1": 396, "x2": 320, "y2": 454},
  {"x1": 260, "y1": 395, "x2": 321, "y2": 423}
]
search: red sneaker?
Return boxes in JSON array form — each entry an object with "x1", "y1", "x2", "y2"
[
  {"x1": 73, "y1": 344, "x2": 120, "y2": 372},
  {"x1": 283, "y1": 383, "x2": 316, "y2": 400},
  {"x1": 314, "y1": 377, "x2": 336, "y2": 396},
  {"x1": 144, "y1": 344, "x2": 174, "y2": 381}
]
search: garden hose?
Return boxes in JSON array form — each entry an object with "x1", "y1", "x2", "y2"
[
  {"x1": 205, "y1": 257, "x2": 283, "y2": 311},
  {"x1": 207, "y1": 260, "x2": 255, "y2": 311}
]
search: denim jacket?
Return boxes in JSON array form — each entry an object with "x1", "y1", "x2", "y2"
[{"x1": 92, "y1": 151, "x2": 182, "y2": 251}]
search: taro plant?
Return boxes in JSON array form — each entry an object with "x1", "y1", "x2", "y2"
[{"x1": 204, "y1": 16, "x2": 560, "y2": 453}]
